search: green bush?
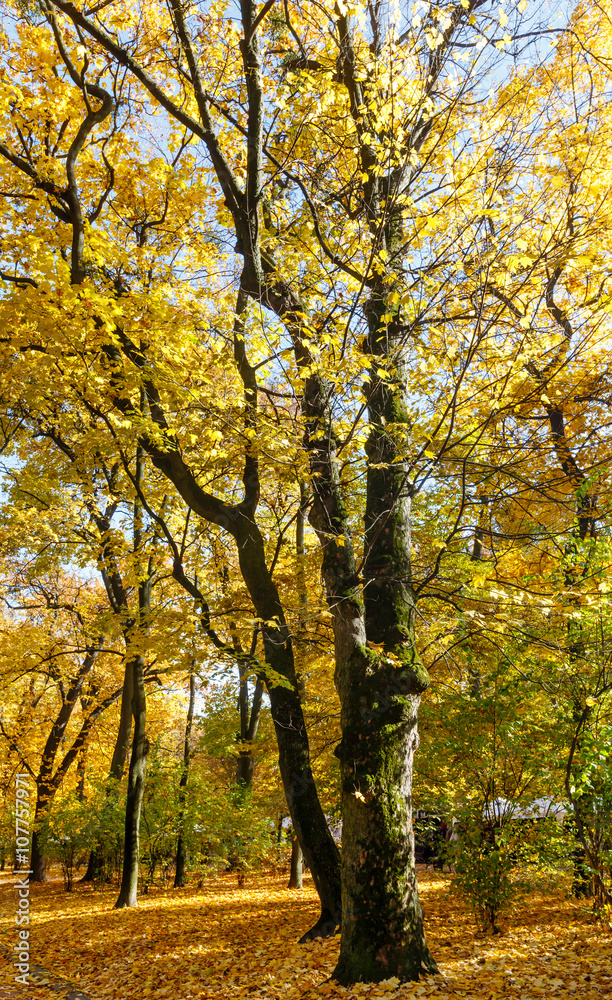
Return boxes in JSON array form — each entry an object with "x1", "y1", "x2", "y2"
[
  {"x1": 449, "y1": 811, "x2": 574, "y2": 933},
  {"x1": 44, "y1": 779, "x2": 125, "y2": 889},
  {"x1": 44, "y1": 794, "x2": 94, "y2": 890},
  {"x1": 185, "y1": 776, "x2": 275, "y2": 886},
  {"x1": 450, "y1": 821, "x2": 519, "y2": 933}
]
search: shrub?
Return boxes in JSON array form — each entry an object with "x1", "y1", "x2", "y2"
[{"x1": 450, "y1": 820, "x2": 519, "y2": 933}]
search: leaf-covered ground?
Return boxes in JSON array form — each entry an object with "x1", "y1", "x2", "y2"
[{"x1": 0, "y1": 869, "x2": 610, "y2": 1000}]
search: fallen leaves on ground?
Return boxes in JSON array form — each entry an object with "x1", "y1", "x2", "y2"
[{"x1": 0, "y1": 869, "x2": 610, "y2": 1000}]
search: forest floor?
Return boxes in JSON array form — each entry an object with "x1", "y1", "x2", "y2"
[{"x1": 0, "y1": 867, "x2": 610, "y2": 1000}]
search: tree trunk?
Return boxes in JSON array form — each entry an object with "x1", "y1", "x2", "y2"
[
  {"x1": 80, "y1": 846, "x2": 97, "y2": 883},
  {"x1": 31, "y1": 827, "x2": 47, "y2": 882},
  {"x1": 299, "y1": 278, "x2": 437, "y2": 979},
  {"x1": 235, "y1": 667, "x2": 264, "y2": 790},
  {"x1": 81, "y1": 669, "x2": 134, "y2": 885},
  {"x1": 76, "y1": 751, "x2": 86, "y2": 802},
  {"x1": 31, "y1": 786, "x2": 57, "y2": 882},
  {"x1": 233, "y1": 525, "x2": 341, "y2": 936},
  {"x1": 174, "y1": 672, "x2": 196, "y2": 888},
  {"x1": 28, "y1": 644, "x2": 100, "y2": 883},
  {"x1": 109, "y1": 657, "x2": 134, "y2": 781},
  {"x1": 234, "y1": 669, "x2": 255, "y2": 787},
  {"x1": 114, "y1": 653, "x2": 148, "y2": 908},
  {"x1": 335, "y1": 300, "x2": 436, "y2": 982},
  {"x1": 269, "y1": 669, "x2": 341, "y2": 936},
  {"x1": 287, "y1": 506, "x2": 307, "y2": 894},
  {"x1": 288, "y1": 832, "x2": 303, "y2": 889},
  {"x1": 235, "y1": 747, "x2": 254, "y2": 788},
  {"x1": 92, "y1": 280, "x2": 342, "y2": 931}
]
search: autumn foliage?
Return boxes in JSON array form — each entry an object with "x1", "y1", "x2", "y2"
[{"x1": 0, "y1": 0, "x2": 612, "y2": 994}]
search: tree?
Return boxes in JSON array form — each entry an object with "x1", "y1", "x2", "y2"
[
  {"x1": 0, "y1": 573, "x2": 124, "y2": 879},
  {"x1": 2, "y1": 0, "x2": 612, "y2": 981},
  {"x1": 0, "y1": 0, "x2": 341, "y2": 937}
]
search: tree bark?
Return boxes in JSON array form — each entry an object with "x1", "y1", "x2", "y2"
[
  {"x1": 115, "y1": 450, "x2": 152, "y2": 909},
  {"x1": 174, "y1": 672, "x2": 196, "y2": 888},
  {"x1": 31, "y1": 822, "x2": 47, "y2": 882},
  {"x1": 288, "y1": 832, "x2": 303, "y2": 889},
  {"x1": 297, "y1": 278, "x2": 437, "y2": 979},
  {"x1": 109, "y1": 657, "x2": 134, "y2": 781},
  {"x1": 115, "y1": 653, "x2": 148, "y2": 908},
  {"x1": 234, "y1": 664, "x2": 264, "y2": 790}
]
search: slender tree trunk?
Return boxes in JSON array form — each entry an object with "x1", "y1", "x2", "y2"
[
  {"x1": 236, "y1": 661, "x2": 251, "y2": 788},
  {"x1": 174, "y1": 672, "x2": 196, "y2": 889},
  {"x1": 115, "y1": 445, "x2": 154, "y2": 909},
  {"x1": 235, "y1": 668, "x2": 264, "y2": 790},
  {"x1": 115, "y1": 653, "x2": 148, "y2": 908},
  {"x1": 109, "y1": 658, "x2": 134, "y2": 781},
  {"x1": 97, "y1": 286, "x2": 342, "y2": 931},
  {"x1": 288, "y1": 832, "x2": 303, "y2": 889},
  {"x1": 295, "y1": 485, "x2": 308, "y2": 701},
  {"x1": 128, "y1": 401, "x2": 341, "y2": 932},
  {"x1": 210, "y1": 516, "x2": 343, "y2": 936},
  {"x1": 82, "y1": 660, "x2": 135, "y2": 884},
  {"x1": 28, "y1": 644, "x2": 100, "y2": 883},
  {"x1": 76, "y1": 751, "x2": 86, "y2": 802},
  {"x1": 267, "y1": 660, "x2": 340, "y2": 938},
  {"x1": 288, "y1": 499, "x2": 307, "y2": 895}
]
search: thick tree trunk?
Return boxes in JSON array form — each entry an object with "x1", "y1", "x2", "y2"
[
  {"x1": 174, "y1": 672, "x2": 196, "y2": 889},
  {"x1": 335, "y1": 680, "x2": 432, "y2": 980},
  {"x1": 115, "y1": 653, "x2": 148, "y2": 908},
  {"x1": 288, "y1": 832, "x2": 303, "y2": 889},
  {"x1": 31, "y1": 786, "x2": 56, "y2": 882},
  {"x1": 335, "y1": 303, "x2": 436, "y2": 982},
  {"x1": 31, "y1": 826, "x2": 47, "y2": 883},
  {"x1": 299, "y1": 283, "x2": 437, "y2": 979},
  {"x1": 235, "y1": 749, "x2": 255, "y2": 788},
  {"x1": 80, "y1": 846, "x2": 97, "y2": 883}
]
